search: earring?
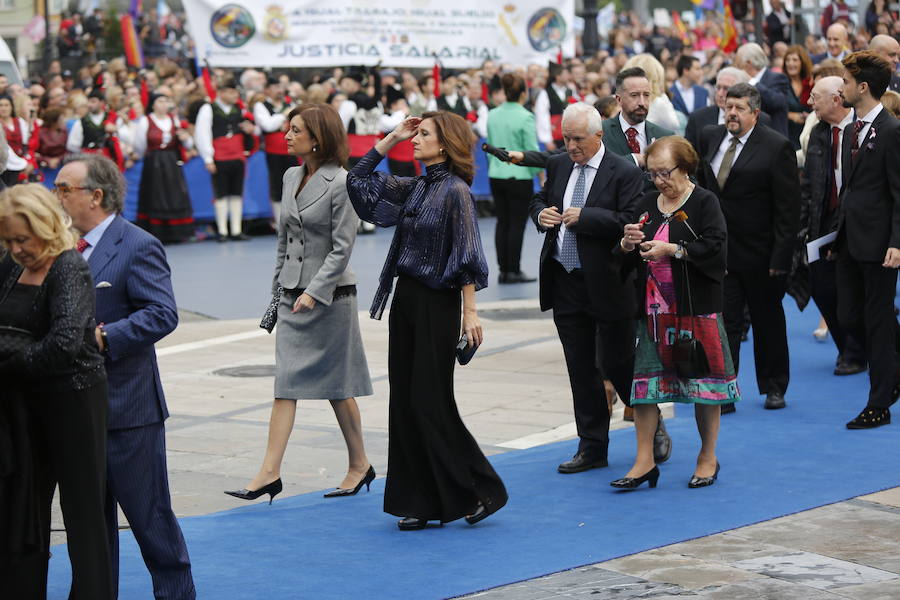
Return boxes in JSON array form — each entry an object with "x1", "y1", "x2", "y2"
[
  {"x1": 439, "y1": 148, "x2": 444, "y2": 154},
  {"x1": 313, "y1": 145, "x2": 318, "y2": 152}
]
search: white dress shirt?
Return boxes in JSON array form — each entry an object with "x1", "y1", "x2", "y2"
[
  {"x1": 66, "y1": 111, "x2": 107, "y2": 154},
  {"x1": 619, "y1": 114, "x2": 646, "y2": 166},
  {"x1": 749, "y1": 67, "x2": 767, "y2": 86},
  {"x1": 555, "y1": 145, "x2": 605, "y2": 260},
  {"x1": 831, "y1": 111, "x2": 854, "y2": 193},
  {"x1": 193, "y1": 100, "x2": 236, "y2": 165},
  {"x1": 717, "y1": 108, "x2": 726, "y2": 125},
  {"x1": 675, "y1": 80, "x2": 695, "y2": 113},
  {"x1": 253, "y1": 99, "x2": 287, "y2": 134},
  {"x1": 80, "y1": 213, "x2": 116, "y2": 261},
  {"x1": 4, "y1": 117, "x2": 30, "y2": 171},
  {"x1": 710, "y1": 126, "x2": 755, "y2": 176},
  {"x1": 853, "y1": 103, "x2": 884, "y2": 150}
]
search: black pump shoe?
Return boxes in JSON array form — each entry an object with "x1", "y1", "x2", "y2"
[
  {"x1": 224, "y1": 478, "x2": 283, "y2": 504},
  {"x1": 847, "y1": 407, "x2": 891, "y2": 429},
  {"x1": 323, "y1": 466, "x2": 376, "y2": 498},
  {"x1": 398, "y1": 517, "x2": 432, "y2": 531},
  {"x1": 688, "y1": 462, "x2": 720, "y2": 488},
  {"x1": 610, "y1": 466, "x2": 660, "y2": 490}
]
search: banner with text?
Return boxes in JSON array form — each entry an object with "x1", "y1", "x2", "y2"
[{"x1": 183, "y1": 0, "x2": 575, "y2": 69}]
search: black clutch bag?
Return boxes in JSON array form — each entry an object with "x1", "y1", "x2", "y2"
[
  {"x1": 0, "y1": 325, "x2": 35, "y2": 360},
  {"x1": 456, "y1": 334, "x2": 477, "y2": 366},
  {"x1": 259, "y1": 286, "x2": 283, "y2": 333}
]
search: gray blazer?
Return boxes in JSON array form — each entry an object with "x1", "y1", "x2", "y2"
[{"x1": 273, "y1": 163, "x2": 359, "y2": 305}]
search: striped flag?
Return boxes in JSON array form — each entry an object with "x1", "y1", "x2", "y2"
[{"x1": 720, "y1": 0, "x2": 738, "y2": 53}]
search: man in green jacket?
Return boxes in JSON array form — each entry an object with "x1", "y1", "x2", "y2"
[{"x1": 487, "y1": 72, "x2": 543, "y2": 284}]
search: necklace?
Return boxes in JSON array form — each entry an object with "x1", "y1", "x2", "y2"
[{"x1": 658, "y1": 184, "x2": 695, "y2": 218}]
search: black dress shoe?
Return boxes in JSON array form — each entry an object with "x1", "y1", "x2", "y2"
[
  {"x1": 215, "y1": 233, "x2": 228, "y2": 243},
  {"x1": 558, "y1": 451, "x2": 608, "y2": 474},
  {"x1": 229, "y1": 233, "x2": 251, "y2": 241},
  {"x1": 653, "y1": 416, "x2": 672, "y2": 464},
  {"x1": 398, "y1": 517, "x2": 430, "y2": 530},
  {"x1": 224, "y1": 478, "x2": 283, "y2": 504},
  {"x1": 847, "y1": 407, "x2": 891, "y2": 429},
  {"x1": 610, "y1": 466, "x2": 660, "y2": 490},
  {"x1": 720, "y1": 403, "x2": 736, "y2": 414},
  {"x1": 834, "y1": 361, "x2": 867, "y2": 376},
  {"x1": 764, "y1": 392, "x2": 786, "y2": 410},
  {"x1": 498, "y1": 272, "x2": 509, "y2": 284},
  {"x1": 688, "y1": 462, "x2": 720, "y2": 488},
  {"x1": 506, "y1": 271, "x2": 536, "y2": 283},
  {"x1": 323, "y1": 465, "x2": 375, "y2": 498},
  {"x1": 465, "y1": 502, "x2": 496, "y2": 525}
]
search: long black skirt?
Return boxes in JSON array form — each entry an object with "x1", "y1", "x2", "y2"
[
  {"x1": 136, "y1": 149, "x2": 194, "y2": 244},
  {"x1": 0, "y1": 384, "x2": 44, "y2": 598},
  {"x1": 384, "y1": 276, "x2": 507, "y2": 522}
]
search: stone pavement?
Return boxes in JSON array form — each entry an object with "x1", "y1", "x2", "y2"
[{"x1": 47, "y1": 298, "x2": 900, "y2": 599}]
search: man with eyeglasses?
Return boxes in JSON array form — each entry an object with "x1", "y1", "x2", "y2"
[
  {"x1": 802, "y1": 76, "x2": 866, "y2": 377},
  {"x1": 55, "y1": 153, "x2": 196, "y2": 599},
  {"x1": 697, "y1": 83, "x2": 800, "y2": 412}
]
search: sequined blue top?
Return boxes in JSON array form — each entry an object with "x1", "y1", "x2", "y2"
[{"x1": 347, "y1": 148, "x2": 489, "y2": 319}]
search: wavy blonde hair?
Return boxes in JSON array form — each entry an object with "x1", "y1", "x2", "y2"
[
  {"x1": 0, "y1": 183, "x2": 77, "y2": 264},
  {"x1": 623, "y1": 54, "x2": 667, "y2": 100}
]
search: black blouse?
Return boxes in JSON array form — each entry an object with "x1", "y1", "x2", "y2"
[
  {"x1": 0, "y1": 251, "x2": 105, "y2": 393},
  {"x1": 347, "y1": 148, "x2": 489, "y2": 319},
  {"x1": 619, "y1": 185, "x2": 728, "y2": 317}
]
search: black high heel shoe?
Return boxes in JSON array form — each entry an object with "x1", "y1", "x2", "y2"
[
  {"x1": 224, "y1": 478, "x2": 283, "y2": 504},
  {"x1": 688, "y1": 462, "x2": 720, "y2": 488},
  {"x1": 323, "y1": 465, "x2": 376, "y2": 498},
  {"x1": 610, "y1": 466, "x2": 660, "y2": 490}
]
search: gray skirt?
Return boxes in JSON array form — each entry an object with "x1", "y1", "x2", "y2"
[{"x1": 274, "y1": 288, "x2": 373, "y2": 400}]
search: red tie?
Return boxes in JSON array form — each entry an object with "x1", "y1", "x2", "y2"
[
  {"x1": 829, "y1": 126, "x2": 840, "y2": 212},
  {"x1": 626, "y1": 127, "x2": 641, "y2": 154},
  {"x1": 76, "y1": 238, "x2": 89, "y2": 253}
]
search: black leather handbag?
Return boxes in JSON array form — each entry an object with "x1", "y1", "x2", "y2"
[
  {"x1": 672, "y1": 259, "x2": 710, "y2": 380},
  {"x1": 0, "y1": 325, "x2": 35, "y2": 360}
]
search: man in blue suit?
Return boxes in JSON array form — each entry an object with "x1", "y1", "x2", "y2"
[
  {"x1": 735, "y1": 43, "x2": 791, "y2": 138},
  {"x1": 57, "y1": 153, "x2": 195, "y2": 600},
  {"x1": 670, "y1": 55, "x2": 709, "y2": 117}
]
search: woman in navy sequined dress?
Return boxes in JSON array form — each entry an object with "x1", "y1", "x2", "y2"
[{"x1": 347, "y1": 111, "x2": 508, "y2": 531}]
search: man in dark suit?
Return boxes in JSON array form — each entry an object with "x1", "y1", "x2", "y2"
[
  {"x1": 836, "y1": 51, "x2": 900, "y2": 429},
  {"x1": 670, "y1": 55, "x2": 709, "y2": 117},
  {"x1": 736, "y1": 43, "x2": 791, "y2": 137},
  {"x1": 684, "y1": 66, "x2": 773, "y2": 151},
  {"x1": 697, "y1": 83, "x2": 800, "y2": 411},
  {"x1": 529, "y1": 102, "x2": 661, "y2": 473},
  {"x1": 812, "y1": 23, "x2": 850, "y2": 64},
  {"x1": 57, "y1": 154, "x2": 195, "y2": 599},
  {"x1": 802, "y1": 75, "x2": 866, "y2": 376}
]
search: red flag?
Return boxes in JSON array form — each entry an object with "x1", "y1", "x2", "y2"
[
  {"x1": 721, "y1": 0, "x2": 738, "y2": 54},
  {"x1": 556, "y1": 45, "x2": 563, "y2": 65},
  {"x1": 201, "y1": 63, "x2": 216, "y2": 101},
  {"x1": 432, "y1": 58, "x2": 441, "y2": 98}
]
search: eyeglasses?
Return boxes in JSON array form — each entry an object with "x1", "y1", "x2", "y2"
[
  {"x1": 52, "y1": 185, "x2": 92, "y2": 197},
  {"x1": 644, "y1": 166, "x2": 678, "y2": 182}
]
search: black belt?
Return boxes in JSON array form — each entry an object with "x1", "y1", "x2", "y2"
[{"x1": 287, "y1": 285, "x2": 356, "y2": 301}]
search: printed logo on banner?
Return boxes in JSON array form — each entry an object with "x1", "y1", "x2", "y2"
[
  {"x1": 210, "y1": 4, "x2": 256, "y2": 48},
  {"x1": 263, "y1": 5, "x2": 288, "y2": 42},
  {"x1": 527, "y1": 7, "x2": 567, "y2": 52}
]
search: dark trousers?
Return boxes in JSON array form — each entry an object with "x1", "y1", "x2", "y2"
[
  {"x1": 106, "y1": 422, "x2": 194, "y2": 600},
  {"x1": 265, "y1": 153, "x2": 297, "y2": 203},
  {"x1": 549, "y1": 260, "x2": 635, "y2": 457},
  {"x1": 384, "y1": 276, "x2": 507, "y2": 522},
  {"x1": 34, "y1": 382, "x2": 113, "y2": 600},
  {"x1": 211, "y1": 160, "x2": 245, "y2": 198},
  {"x1": 723, "y1": 269, "x2": 790, "y2": 394},
  {"x1": 490, "y1": 178, "x2": 533, "y2": 274},
  {"x1": 809, "y1": 258, "x2": 866, "y2": 365},
  {"x1": 835, "y1": 250, "x2": 900, "y2": 408}
]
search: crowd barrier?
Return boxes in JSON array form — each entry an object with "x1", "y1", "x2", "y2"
[{"x1": 40, "y1": 138, "x2": 503, "y2": 223}]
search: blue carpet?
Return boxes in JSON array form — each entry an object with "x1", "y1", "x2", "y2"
[{"x1": 48, "y1": 299, "x2": 894, "y2": 599}]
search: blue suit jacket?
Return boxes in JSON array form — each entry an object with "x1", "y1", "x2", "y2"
[
  {"x1": 88, "y1": 215, "x2": 177, "y2": 431},
  {"x1": 669, "y1": 83, "x2": 709, "y2": 116}
]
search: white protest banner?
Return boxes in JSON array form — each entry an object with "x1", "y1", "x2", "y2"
[{"x1": 182, "y1": 0, "x2": 575, "y2": 69}]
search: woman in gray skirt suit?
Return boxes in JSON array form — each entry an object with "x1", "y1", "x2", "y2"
[{"x1": 225, "y1": 103, "x2": 374, "y2": 503}]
